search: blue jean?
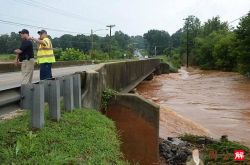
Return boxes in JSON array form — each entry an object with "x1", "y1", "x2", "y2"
[{"x1": 40, "y1": 63, "x2": 52, "y2": 80}]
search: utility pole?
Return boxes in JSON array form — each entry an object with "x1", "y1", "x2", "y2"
[
  {"x1": 186, "y1": 21, "x2": 189, "y2": 68},
  {"x1": 91, "y1": 29, "x2": 94, "y2": 59},
  {"x1": 154, "y1": 46, "x2": 157, "y2": 56},
  {"x1": 106, "y1": 25, "x2": 115, "y2": 59},
  {"x1": 183, "y1": 18, "x2": 189, "y2": 68}
]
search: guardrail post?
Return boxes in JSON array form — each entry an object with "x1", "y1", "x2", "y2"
[
  {"x1": 40, "y1": 80, "x2": 61, "y2": 121},
  {"x1": 48, "y1": 80, "x2": 61, "y2": 121},
  {"x1": 31, "y1": 84, "x2": 44, "y2": 129},
  {"x1": 21, "y1": 84, "x2": 32, "y2": 110},
  {"x1": 58, "y1": 77, "x2": 64, "y2": 97},
  {"x1": 73, "y1": 74, "x2": 81, "y2": 109},
  {"x1": 63, "y1": 75, "x2": 74, "y2": 111},
  {"x1": 21, "y1": 83, "x2": 45, "y2": 129},
  {"x1": 31, "y1": 83, "x2": 45, "y2": 129}
]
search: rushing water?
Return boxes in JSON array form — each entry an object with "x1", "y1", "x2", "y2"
[{"x1": 137, "y1": 67, "x2": 250, "y2": 146}]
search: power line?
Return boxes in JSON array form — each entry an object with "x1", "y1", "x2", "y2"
[
  {"x1": 0, "y1": 12, "x2": 108, "y2": 36},
  {"x1": 12, "y1": 0, "x2": 105, "y2": 26},
  {"x1": 0, "y1": 12, "x2": 40, "y2": 24},
  {"x1": 0, "y1": 19, "x2": 90, "y2": 35},
  {"x1": 228, "y1": 14, "x2": 247, "y2": 24},
  {"x1": 0, "y1": 12, "x2": 85, "y2": 35}
]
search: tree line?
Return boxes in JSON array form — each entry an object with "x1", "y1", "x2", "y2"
[
  {"x1": 0, "y1": 31, "x2": 146, "y2": 60},
  {"x1": 170, "y1": 12, "x2": 250, "y2": 75},
  {"x1": 0, "y1": 11, "x2": 249, "y2": 75}
]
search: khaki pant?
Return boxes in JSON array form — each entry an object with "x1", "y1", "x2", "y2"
[{"x1": 21, "y1": 59, "x2": 35, "y2": 84}]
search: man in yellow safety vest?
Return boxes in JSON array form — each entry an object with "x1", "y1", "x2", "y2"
[{"x1": 31, "y1": 30, "x2": 56, "y2": 80}]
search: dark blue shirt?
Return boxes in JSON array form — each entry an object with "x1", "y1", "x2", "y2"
[{"x1": 19, "y1": 40, "x2": 34, "y2": 62}]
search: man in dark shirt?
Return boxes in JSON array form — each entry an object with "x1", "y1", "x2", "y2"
[{"x1": 14, "y1": 29, "x2": 35, "y2": 84}]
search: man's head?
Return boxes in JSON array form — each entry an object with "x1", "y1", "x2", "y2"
[
  {"x1": 37, "y1": 30, "x2": 47, "y2": 39},
  {"x1": 19, "y1": 29, "x2": 29, "y2": 39}
]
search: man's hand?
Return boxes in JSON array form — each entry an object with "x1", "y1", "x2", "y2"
[
  {"x1": 14, "y1": 53, "x2": 20, "y2": 66},
  {"x1": 31, "y1": 37, "x2": 45, "y2": 45},
  {"x1": 27, "y1": 36, "x2": 34, "y2": 40},
  {"x1": 14, "y1": 59, "x2": 20, "y2": 66},
  {"x1": 14, "y1": 49, "x2": 22, "y2": 54}
]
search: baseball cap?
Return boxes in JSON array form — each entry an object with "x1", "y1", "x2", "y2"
[
  {"x1": 38, "y1": 30, "x2": 47, "y2": 35},
  {"x1": 19, "y1": 29, "x2": 29, "y2": 34}
]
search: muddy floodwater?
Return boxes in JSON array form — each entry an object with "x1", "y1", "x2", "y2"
[{"x1": 137, "y1": 67, "x2": 250, "y2": 146}]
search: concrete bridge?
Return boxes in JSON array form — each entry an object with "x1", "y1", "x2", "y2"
[{"x1": 0, "y1": 59, "x2": 169, "y2": 164}]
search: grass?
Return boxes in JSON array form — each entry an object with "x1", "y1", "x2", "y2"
[
  {"x1": 180, "y1": 134, "x2": 250, "y2": 164},
  {"x1": 0, "y1": 54, "x2": 16, "y2": 61},
  {"x1": 0, "y1": 109, "x2": 127, "y2": 165}
]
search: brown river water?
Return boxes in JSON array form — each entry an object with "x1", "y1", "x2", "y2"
[{"x1": 137, "y1": 67, "x2": 250, "y2": 146}]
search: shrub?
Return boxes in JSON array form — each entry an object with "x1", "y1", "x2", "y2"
[{"x1": 60, "y1": 48, "x2": 87, "y2": 61}]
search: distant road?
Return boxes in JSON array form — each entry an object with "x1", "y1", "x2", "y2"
[{"x1": 0, "y1": 64, "x2": 97, "y2": 91}]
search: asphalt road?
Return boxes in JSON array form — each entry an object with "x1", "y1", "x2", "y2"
[{"x1": 0, "y1": 64, "x2": 97, "y2": 91}]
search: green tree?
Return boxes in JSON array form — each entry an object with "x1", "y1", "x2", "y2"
[
  {"x1": 194, "y1": 30, "x2": 236, "y2": 70},
  {"x1": 114, "y1": 31, "x2": 130, "y2": 50},
  {"x1": 130, "y1": 35, "x2": 145, "y2": 49},
  {"x1": 73, "y1": 34, "x2": 91, "y2": 53},
  {"x1": 213, "y1": 32, "x2": 236, "y2": 70},
  {"x1": 201, "y1": 16, "x2": 229, "y2": 36},
  {"x1": 171, "y1": 29, "x2": 183, "y2": 48},
  {"x1": 0, "y1": 33, "x2": 20, "y2": 54},
  {"x1": 181, "y1": 15, "x2": 201, "y2": 64},
  {"x1": 234, "y1": 11, "x2": 250, "y2": 75},
  {"x1": 143, "y1": 30, "x2": 171, "y2": 55},
  {"x1": 0, "y1": 34, "x2": 9, "y2": 53}
]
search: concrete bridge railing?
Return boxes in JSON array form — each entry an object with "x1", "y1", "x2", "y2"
[{"x1": 81, "y1": 59, "x2": 161, "y2": 109}]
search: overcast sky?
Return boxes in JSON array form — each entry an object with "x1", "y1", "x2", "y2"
[{"x1": 0, "y1": 0, "x2": 250, "y2": 37}]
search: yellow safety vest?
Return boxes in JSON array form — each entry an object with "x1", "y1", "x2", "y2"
[{"x1": 37, "y1": 37, "x2": 56, "y2": 64}]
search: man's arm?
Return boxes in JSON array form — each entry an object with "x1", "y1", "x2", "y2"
[
  {"x1": 14, "y1": 40, "x2": 28, "y2": 65},
  {"x1": 29, "y1": 37, "x2": 46, "y2": 46}
]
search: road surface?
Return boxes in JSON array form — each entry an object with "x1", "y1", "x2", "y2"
[{"x1": 0, "y1": 64, "x2": 97, "y2": 91}]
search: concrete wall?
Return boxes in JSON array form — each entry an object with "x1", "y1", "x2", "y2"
[
  {"x1": 82, "y1": 59, "x2": 161, "y2": 109},
  {"x1": 106, "y1": 93, "x2": 160, "y2": 164}
]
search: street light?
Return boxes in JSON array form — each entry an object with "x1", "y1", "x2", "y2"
[{"x1": 90, "y1": 28, "x2": 108, "y2": 59}]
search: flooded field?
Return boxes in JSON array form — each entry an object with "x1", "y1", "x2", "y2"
[{"x1": 137, "y1": 67, "x2": 250, "y2": 146}]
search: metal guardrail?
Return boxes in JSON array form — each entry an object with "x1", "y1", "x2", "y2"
[
  {"x1": 0, "y1": 63, "x2": 98, "y2": 112},
  {"x1": 20, "y1": 74, "x2": 81, "y2": 128},
  {"x1": 0, "y1": 87, "x2": 21, "y2": 108},
  {"x1": 0, "y1": 74, "x2": 82, "y2": 121}
]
